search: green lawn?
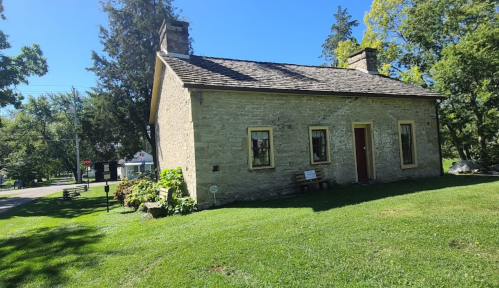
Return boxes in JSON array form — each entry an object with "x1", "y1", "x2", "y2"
[{"x1": 1, "y1": 176, "x2": 498, "y2": 287}]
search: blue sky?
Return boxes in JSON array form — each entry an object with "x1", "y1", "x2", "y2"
[{"x1": 2, "y1": 0, "x2": 373, "y2": 102}]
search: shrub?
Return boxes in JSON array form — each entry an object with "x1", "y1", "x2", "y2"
[
  {"x1": 159, "y1": 196, "x2": 197, "y2": 215},
  {"x1": 137, "y1": 171, "x2": 156, "y2": 182},
  {"x1": 114, "y1": 178, "x2": 136, "y2": 205},
  {"x1": 124, "y1": 180, "x2": 160, "y2": 210},
  {"x1": 158, "y1": 167, "x2": 186, "y2": 198},
  {"x1": 173, "y1": 197, "x2": 197, "y2": 215}
]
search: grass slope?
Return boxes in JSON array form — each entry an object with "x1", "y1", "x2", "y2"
[{"x1": 0, "y1": 176, "x2": 498, "y2": 287}]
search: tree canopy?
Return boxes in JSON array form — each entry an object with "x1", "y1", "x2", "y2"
[
  {"x1": 0, "y1": 0, "x2": 48, "y2": 109},
  {"x1": 332, "y1": 0, "x2": 499, "y2": 163},
  {"x1": 320, "y1": 5, "x2": 359, "y2": 67},
  {"x1": 0, "y1": 92, "x2": 91, "y2": 184},
  {"x1": 88, "y1": 0, "x2": 186, "y2": 168}
]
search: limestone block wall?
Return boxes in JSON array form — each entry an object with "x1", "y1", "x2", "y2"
[
  {"x1": 154, "y1": 64, "x2": 197, "y2": 200},
  {"x1": 191, "y1": 91, "x2": 440, "y2": 208}
]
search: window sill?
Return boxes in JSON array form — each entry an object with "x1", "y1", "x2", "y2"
[
  {"x1": 311, "y1": 161, "x2": 331, "y2": 165},
  {"x1": 250, "y1": 166, "x2": 275, "y2": 171},
  {"x1": 401, "y1": 164, "x2": 418, "y2": 169}
]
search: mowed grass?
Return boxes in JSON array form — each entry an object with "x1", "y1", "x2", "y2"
[{"x1": 1, "y1": 176, "x2": 499, "y2": 287}]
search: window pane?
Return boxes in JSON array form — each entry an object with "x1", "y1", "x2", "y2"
[
  {"x1": 400, "y1": 124, "x2": 413, "y2": 164},
  {"x1": 251, "y1": 131, "x2": 270, "y2": 167},
  {"x1": 312, "y1": 129, "x2": 328, "y2": 162}
]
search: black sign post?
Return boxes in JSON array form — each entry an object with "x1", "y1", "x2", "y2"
[
  {"x1": 105, "y1": 180, "x2": 109, "y2": 213},
  {"x1": 86, "y1": 166, "x2": 90, "y2": 190}
]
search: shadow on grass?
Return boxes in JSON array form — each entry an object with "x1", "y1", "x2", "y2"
[
  {"x1": 0, "y1": 225, "x2": 103, "y2": 288},
  {"x1": 0, "y1": 195, "x2": 116, "y2": 220},
  {"x1": 227, "y1": 175, "x2": 499, "y2": 212}
]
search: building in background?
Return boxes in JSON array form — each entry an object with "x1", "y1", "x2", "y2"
[{"x1": 117, "y1": 151, "x2": 154, "y2": 179}]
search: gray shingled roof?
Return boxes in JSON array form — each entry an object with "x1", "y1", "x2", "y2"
[{"x1": 159, "y1": 52, "x2": 444, "y2": 99}]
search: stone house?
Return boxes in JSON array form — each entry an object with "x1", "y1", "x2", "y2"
[{"x1": 149, "y1": 20, "x2": 445, "y2": 209}]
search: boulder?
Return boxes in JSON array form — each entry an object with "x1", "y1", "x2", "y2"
[
  {"x1": 489, "y1": 164, "x2": 499, "y2": 172},
  {"x1": 448, "y1": 160, "x2": 484, "y2": 175},
  {"x1": 144, "y1": 202, "x2": 167, "y2": 218}
]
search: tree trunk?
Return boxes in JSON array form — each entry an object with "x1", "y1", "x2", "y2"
[
  {"x1": 469, "y1": 96, "x2": 487, "y2": 161},
  {"x1": 477, "y1": 121, "x2": 487, "y2": 161},
  {"x1": 446, "y1": 124, "x2": 467, "y2": 160},
  {"x1": 464, "y1": 145, "x2": 473, "y2": 160}
]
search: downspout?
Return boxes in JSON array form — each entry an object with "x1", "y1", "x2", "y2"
[{"x1": 435, "y1": 99, "x2": 444, "y2": 176}]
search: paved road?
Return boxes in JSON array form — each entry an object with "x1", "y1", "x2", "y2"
[{"x1": 0, "y1": 177, "x2": 120, "y2": 214}]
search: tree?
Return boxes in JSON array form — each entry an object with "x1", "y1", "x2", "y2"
[
  {"x1": 338, "y1": 0, "x2": 499, "y2": 162},
  {"x1": 88, "y1": 0, "x2": 187, "y2": 170},
  {"x1": 0, "y1": 0, "x2": 48, "y2": 109},
  {"x1": 432, "y1": 24, "x2": 499, "y2": 161},
  {"x1": 320, "y1": 5, "x2": 359, "y2": 67}
]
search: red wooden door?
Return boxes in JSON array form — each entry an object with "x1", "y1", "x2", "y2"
[{"x1": 355, "y1": 128, "x2": 368, "y2": 181}]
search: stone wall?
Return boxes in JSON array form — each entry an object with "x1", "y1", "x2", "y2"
[
  {"x1": 154, "y1": 63, "x2": 197, "y2": 200},
  {"x1": 190, "y1": 91, "x2": 441, "y2": 208}
]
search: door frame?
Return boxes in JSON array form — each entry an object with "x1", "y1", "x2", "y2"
[{"x1": 352, "y1": 122, "x2": 376, "y2": 182}]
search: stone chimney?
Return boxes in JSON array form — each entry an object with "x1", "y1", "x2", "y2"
[
  {"x1": 347, "y1": 48, "x2": 378, "y2": 74},
  {"x1": 159, "y1": 20, "x2": 190, "y2": 59}
]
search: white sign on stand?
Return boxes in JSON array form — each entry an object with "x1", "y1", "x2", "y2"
[{"x1": 304, "y1": 170, "x2": 317, "y2": 180}]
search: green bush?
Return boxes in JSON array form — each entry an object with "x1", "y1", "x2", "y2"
[
  {"x1": 159, "y1": 196, "x2": 197, "y2": 215},
  {"x1": 124, "y1": 180, "x2": 160, "y2": 210},
  {"x1": 117, "y1": 168, "x2": 196, "y2": 216},
  {"x1": 173, "y1": 197, "x2": 197, "y2": 215},
  {"x1": 114, "y1": 178, "x2": 136, "y2": 205},
  {"x1": 137, "y1": 171, "x2": 156, "y2": 182},
  {"x1": 158, "y1": 167, "x2": 186, "y2": 198}
]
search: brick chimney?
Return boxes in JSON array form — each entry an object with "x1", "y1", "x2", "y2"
[
  {"x1": 159, "y1": 20, "x2": 190, "y2": 59},
  {"x1": 347, "y1": 48, "x2": 378, "y2": 74}
]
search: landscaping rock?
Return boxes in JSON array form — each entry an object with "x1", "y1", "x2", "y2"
[
  {"x1": 144, "y1": 202, "x2": 167, "y2": 218},
  {"x1": 488, "y1": 171, "x2": 499, "y2": 175},
  {"x1": 489, "y1": 164, "x2": 499, "y2": 172},
  {"x1": 448, "y1": 160, "x2": 484, "y2": 175}
]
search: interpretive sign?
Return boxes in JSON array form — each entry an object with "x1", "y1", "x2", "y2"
[{"x1": 304, "y1": 170, "x2": 317, "y2": 180}]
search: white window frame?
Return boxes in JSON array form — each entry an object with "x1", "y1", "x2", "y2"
[
  {"x1": 248, "y1": 127, "x2": 275, "y2": 170},
  {"x1": 309, "y1": 126, "x2": 331, "y2": 164},
  {"x1": 398, "y1": 120, "x2": 418, "y2": 169}
]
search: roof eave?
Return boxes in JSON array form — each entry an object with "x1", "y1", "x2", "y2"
[
  {"x1": 149, "y1": 55, "x2": 166, "y2": 124},
  {"x1": 182, "y1": 83, "x2": 446, "y2": 100}
]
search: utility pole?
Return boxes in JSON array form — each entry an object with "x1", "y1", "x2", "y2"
[{"x1": 73, "y1": 87, "x2": 81, "y2": 184}]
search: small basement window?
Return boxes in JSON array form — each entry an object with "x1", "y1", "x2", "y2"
[
  {"x1": 309, "y1": 126, "x2": 331, "y2": 164},
  {"x1": 248, "y1": 127, "x2": 274, "y2": 169}
]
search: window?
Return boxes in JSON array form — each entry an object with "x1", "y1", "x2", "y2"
[
  {"x1": 398, "y1": 120, "x2": 417, "y2": 169},
  {"x1": 309, "y1": 126, "x2": 331, "y2": 164},
  {"x1": 248, "y1": 127, "x2": 274, "y2": 169}
]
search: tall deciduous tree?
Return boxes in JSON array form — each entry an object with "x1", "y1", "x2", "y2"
[
  {"x1": 3, "y1": 92, "x2": 94, "y2": 183},
  {"x1": 0, "y1": 0, "x2": 48, "y2": 109},
  {"x1": 334, "y1": 0, "x2": 499, "y2": 162},
  {"x1": 88, "y1": 0, "x2": 186, "y2": 169},
  {"x1": 432, "y1": 25, "x2": 499, "y2": 161},
  {"x1": 320, "y1": 5, "x2": 359, "y2": 67}
]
